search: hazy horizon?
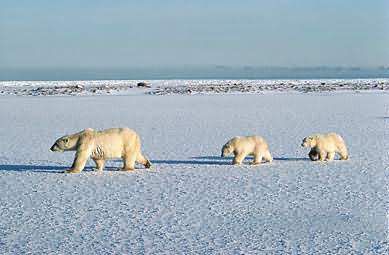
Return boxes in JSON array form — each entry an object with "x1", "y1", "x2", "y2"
[{"x1": 1, "y1": 66, "x2": 388, "y2": 81}]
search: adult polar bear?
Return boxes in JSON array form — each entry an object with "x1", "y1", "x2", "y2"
[
  {"x1": 301, "y1": 132, "x2": 348, "y2": 161},
  {"x1": 221, "y1": 135, "x2": 273, "y2": 165},
  {"x1": 50, "y1": 128, "x2": 151, "y2": 173}
]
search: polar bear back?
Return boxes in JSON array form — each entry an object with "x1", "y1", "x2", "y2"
[
  {"x1": 314, "y1": 133, "x2": 345, "y2": 151},
  {"x1": 230, "y1": 135, "x2": 269, "y2": 153}
]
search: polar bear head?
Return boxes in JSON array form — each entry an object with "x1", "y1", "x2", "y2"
[
  {"x1": 221, "y1": 143, "x2": 234, "y2": 157},
  {"x1": 301, "y1": 136, "x2": 317, "y2": 148},
  {"x1": 50, "y1": 135, "x2": 78, "y2": 152}
]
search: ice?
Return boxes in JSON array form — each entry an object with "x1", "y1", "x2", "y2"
[{"x1": 0, "y1": 93, "x2": 387, "y2": 254}]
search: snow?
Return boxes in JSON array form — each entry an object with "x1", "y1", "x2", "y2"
[
  {"x1": 0, "y1": 78, "x2": 388, "y2": 96},
  {"x1": 0, "y1": 93, "x2": 387, "y2": 254}
]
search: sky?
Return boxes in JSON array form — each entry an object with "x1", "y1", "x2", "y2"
[{"x1": 0, "y1": 0, "x2": 388, "y2": 70}]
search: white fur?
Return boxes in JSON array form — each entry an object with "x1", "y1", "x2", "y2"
[
  {"x1": 221, "y1": 136, "x2": 273, "y2": 165},
  {"x1": 301, "y1": 132, "x2": 348, "y2": 161},
  {"x1": 50, "y1": 128, "x2": 151, "y2": 173}
]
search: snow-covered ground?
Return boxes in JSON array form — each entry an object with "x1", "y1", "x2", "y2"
[
  {"x1": 0, "y1": 93, "x2": 387, "y2": 254},
  {"x1": 0, "y1": 78, "x2": 388, "y2": 96}
]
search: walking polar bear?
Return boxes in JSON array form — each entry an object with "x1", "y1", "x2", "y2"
[
  {"x1": 301, "y1": 132, "x2": 348, "y2": 161},
  {"x1": 221, "y1": 136, "x2": 273, "y2": 165},
  {"x1": 50, "y1": 127, "x2": 151, "y2": 173}
]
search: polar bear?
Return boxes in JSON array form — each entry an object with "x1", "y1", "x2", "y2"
[
  {"x1": 50, "y1": 128, "x2": 151, "y2": 173},
  {"x1": 221, "y1": 136, "x2": 273, "y2": 165},
  {"x1": 301, "y1": 132, "x2": 348, "y2": 161}
]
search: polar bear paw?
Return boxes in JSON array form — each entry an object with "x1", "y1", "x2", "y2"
[{"x1": 64, "y1": 168, "x2": 82, "y2": 174}]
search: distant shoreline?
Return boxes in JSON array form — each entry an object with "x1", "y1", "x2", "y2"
[{"x1": 1, "y1": 78, "x2": 388, "y2": 96}]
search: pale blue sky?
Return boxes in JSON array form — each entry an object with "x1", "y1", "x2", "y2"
[{"x1": 1, "y1": 0, "x2": 388, "y2": 69}]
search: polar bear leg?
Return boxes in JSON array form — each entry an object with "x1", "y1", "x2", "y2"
[
  {"x1": 339, "y1": 152, "x2": 348, "y2": 160},
  {"x1": 233, "y1": 152, "x2": 247, "y2": 165},
  {"x1": 67, "y1": 147, "x2": 92, "y2": 173},
  {"x1": 137, "y1": 153, "x2": 151, "y2": 169},
  {"x1": 93, "y1": 159, "x2": 105, "y2": 171},
  {"x1": 252, "y1": 153, "x2": 263, "y2": 165},
  {"x1": 318, "y1": 150, "x2": 327, "y2": 161},
  {"x1": 326, "y1": 152, "x2": 335, "y2": 161},
  {"x1": 122, "y1": 153, "x2": 136, "y2": 171},
  {"x1": 263, "y1": 151, "x2": 273, "y2": 163},
  {"x1": 338, "y1": 146, "x2": 349, "y2": 160}
]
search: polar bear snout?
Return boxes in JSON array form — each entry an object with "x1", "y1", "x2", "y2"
[
  {"x1": 50, "y1": 143, "x2": 61, "y2": 152},
  {"x1": 221, "y1": 145, "x2": 232, "y2": 157},
  {"x1": 301, "y1": 137, "x2": 313, "y2": 148},
  {"x1": 50, "y1": 139, "x2": 67, "y2": 152}
]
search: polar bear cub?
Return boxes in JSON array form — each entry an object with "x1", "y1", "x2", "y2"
[
  {"x1": 301, "y1": 132, "x2": 348, "y2": 161},
  {"x1": 221, "y1": 136, "x2": 273, "y2": 165},
  {"x1": 50, "y1": 127, "x2": 151, "y2": 173},
  {"x1": 308, "y1": 147, "x2": 320, "y2": 161}
]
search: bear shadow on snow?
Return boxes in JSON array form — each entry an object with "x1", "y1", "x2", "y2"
[
  {"x1": 151, "y1": 159, "x2": 231, "y2": 166},
  {"x1": 0, "y1": 156, "x2": 310, "y2": 173},
  {"x1": 0, "y1": 164, "x2": 124, "y2": 173},
  {"x1": 192, "y1": 156, "x2": 309, "y2": 162},
  {"x1": 0, "y1": 164, "x2": 67, "y2": 173}
]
